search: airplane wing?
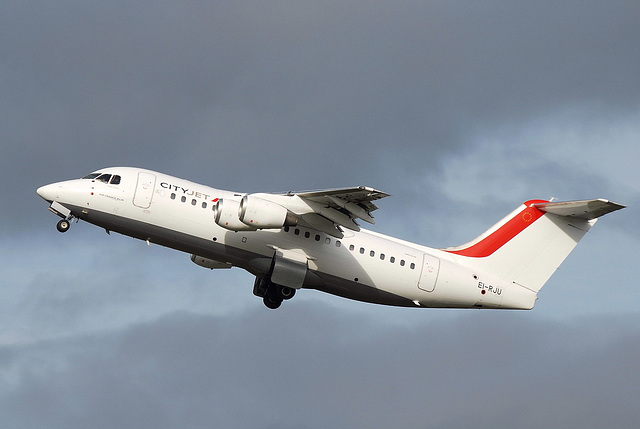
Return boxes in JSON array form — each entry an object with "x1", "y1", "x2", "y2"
[
  {"x1": 293, "y1": 187, "x2": 390, "y2": 237},
  {"x1": 241, "y1": 186, "x2": 389, "y2": 238},
  {"x1": 296, "y1": 187, "x2": 389, "y2": 224}
]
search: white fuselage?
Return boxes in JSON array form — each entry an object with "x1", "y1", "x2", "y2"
[{"x1": 37, "y1": 167, "x2": 537, "y2": 309}]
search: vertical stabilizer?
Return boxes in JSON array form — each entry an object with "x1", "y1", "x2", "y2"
[{"x1": 443, "y1": 199, "x2": 624, "y2": 293}]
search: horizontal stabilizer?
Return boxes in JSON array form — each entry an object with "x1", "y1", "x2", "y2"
[{"x1": 533, "y1": 199, "x2": 625, "y2": 220}]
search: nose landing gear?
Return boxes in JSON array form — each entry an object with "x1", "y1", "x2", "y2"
[
  {"x1": 47, "y1": 201, "x2": 75, "y2": 233},
  {"x1": 55, "y1": 214, "x2": 77, "y2": 233},
  {"x1": 56, "y1": 219, "x2": 71, "y2": 233}
]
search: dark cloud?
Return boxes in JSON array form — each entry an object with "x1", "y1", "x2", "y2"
[
  {"x1": 1, "y1": 307, "x2": 639, "y2": 429},
  {"x1": 4, "y1": 1, "x2": 639, "y2": 223}
]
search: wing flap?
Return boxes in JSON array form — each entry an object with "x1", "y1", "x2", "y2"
[
  {"x1": 297, "y1": 213, "x2": 346, "y2": 238},
  {"x1": 296, "y1": 186, "x2": 389, "y2": 225}
]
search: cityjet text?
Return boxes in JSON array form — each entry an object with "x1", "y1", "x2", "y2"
[{"x1": 160, "y1": 182, "x2": 211, "y2": 200}]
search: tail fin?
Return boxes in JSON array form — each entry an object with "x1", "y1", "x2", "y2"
[{"x1": 443, "y1": 199, "x2": 624, "y2": 293}]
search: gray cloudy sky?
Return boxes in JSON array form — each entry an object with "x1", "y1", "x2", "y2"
[{"x1": 2, "y1": 1, "x2": 640, "y2": 428}]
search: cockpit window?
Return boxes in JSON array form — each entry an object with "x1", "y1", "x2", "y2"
[
  {"x1": 82, "y1": 172, "x2": 121, "y2": 185},
  {"x1": 96, "y1": 174, "x2": 112, "y2": 183}
]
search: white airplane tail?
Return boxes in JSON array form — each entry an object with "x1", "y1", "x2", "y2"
[{"x1": 443, "y1": 199, "x2": 624, "y2": 293}]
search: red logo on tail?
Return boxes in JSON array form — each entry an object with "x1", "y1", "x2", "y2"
[{"x1": 446, "y1": 200, "x2": 547, "y2": 258}]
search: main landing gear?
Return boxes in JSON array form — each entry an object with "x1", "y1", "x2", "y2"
[{"x1": 253, "y1": 276, "x2": 296, "y2": 309}]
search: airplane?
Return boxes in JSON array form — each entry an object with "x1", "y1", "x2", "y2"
[{"x1": 37, "y1": 167, "x2": 624, "y2": 310}]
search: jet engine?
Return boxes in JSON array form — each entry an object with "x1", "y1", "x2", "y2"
[
  {"x1": 213, "y1": 199, "x2": 258, "y2": 231},
  {"x1": 238, "y1": 195, "x2": 298, "y2": 229}
]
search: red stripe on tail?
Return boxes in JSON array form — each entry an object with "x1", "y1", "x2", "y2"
[{"x1": 446, "y1": 200, "x2": 548, "y2": 257}]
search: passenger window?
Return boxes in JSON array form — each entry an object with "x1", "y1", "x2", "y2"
[
  {"x1": 191, "y1": 199, "x2": 197, "y2": 206},
  {"x1": 202, "y1": 202, "x2": 207, "y2": 209},
  {"x1": 305, "y1": 231, "x2": 310, "y2": 238},
  {"x1": 380, "y1": 254, "x2": 385, "y2": 260},
  {"x1": 349, "y1": 244, "x2": 355, "y2": 251},
  {"x1": 110, "y1": 175, "x2": 121, "y2": 185},
  {"x1": 410, "y1": 263, "x2": 416, "y2": 269},
  {"x1": 370, "y1": 250, "x2": 375, "y2": 257},
  {"x1": 170, "y1": 193, "x2": 176, "y2": 200},
  {"x1": 390, "y1": 256, "x2": 395, "y2": 263},
  {"x1": 359, "y1": 247, "x2": 365, "y2": 254},
  {"x1": 325, "y1": 237, "x2": 331, "y2": 244},
  {"x1": 400, "y1": 260, "x2": 405, "y2": 267},
  {"x1": 294, "y1": 229, "x2": 300, "y2": 235},
  {"x1": 315, "y1": 234, "x2": 321, "y2": 241},
  {"x1": 284, "y1": 226, "x2": 290, "y2": 232},
  {"x1": 336, "y1": 241, "x2": 342, "y2": 248},
  {"x1": 181, "y1": 196, "x2": 187, "y2": 203}
]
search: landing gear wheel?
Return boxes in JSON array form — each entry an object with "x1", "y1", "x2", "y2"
[
  {"x1": 277, "y1": 285, "x2": 296, "y2": 301},
  {"x1": 254, "y1": 276, "x2": 296, "y2": 309},
  {"x1": 263, "y1": 295, "x2": 282, "y2": 309},
  {"x1": 56, "y1": 219, "x2": 70, "y2": 233}
]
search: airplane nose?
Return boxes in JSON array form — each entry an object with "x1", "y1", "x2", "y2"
[{"x1": 37, "y1": 183, "x2": 58, "y2": 202}]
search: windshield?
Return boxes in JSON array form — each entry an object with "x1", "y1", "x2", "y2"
[{"x1": 81, "y1": 172, "x2": 121, "y2": 185}]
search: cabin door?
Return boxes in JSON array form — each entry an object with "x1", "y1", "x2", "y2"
[
  {"x1": 417, "y1": 253, "x2": 440, "y2": 292},
  {"x1": 133, "y1": 172, "x2": 156, "y2": 209}
]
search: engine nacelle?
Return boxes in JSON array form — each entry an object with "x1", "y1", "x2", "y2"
[
  {"x1": 239, "y1": 195, "x2": 297, "y2": 229},
  {"x1": 190, "y1": 254, "x2": 232, "y2": 269},
  {"x1": 213, "y1": 199, "x2": 258, "y2": 231}
]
